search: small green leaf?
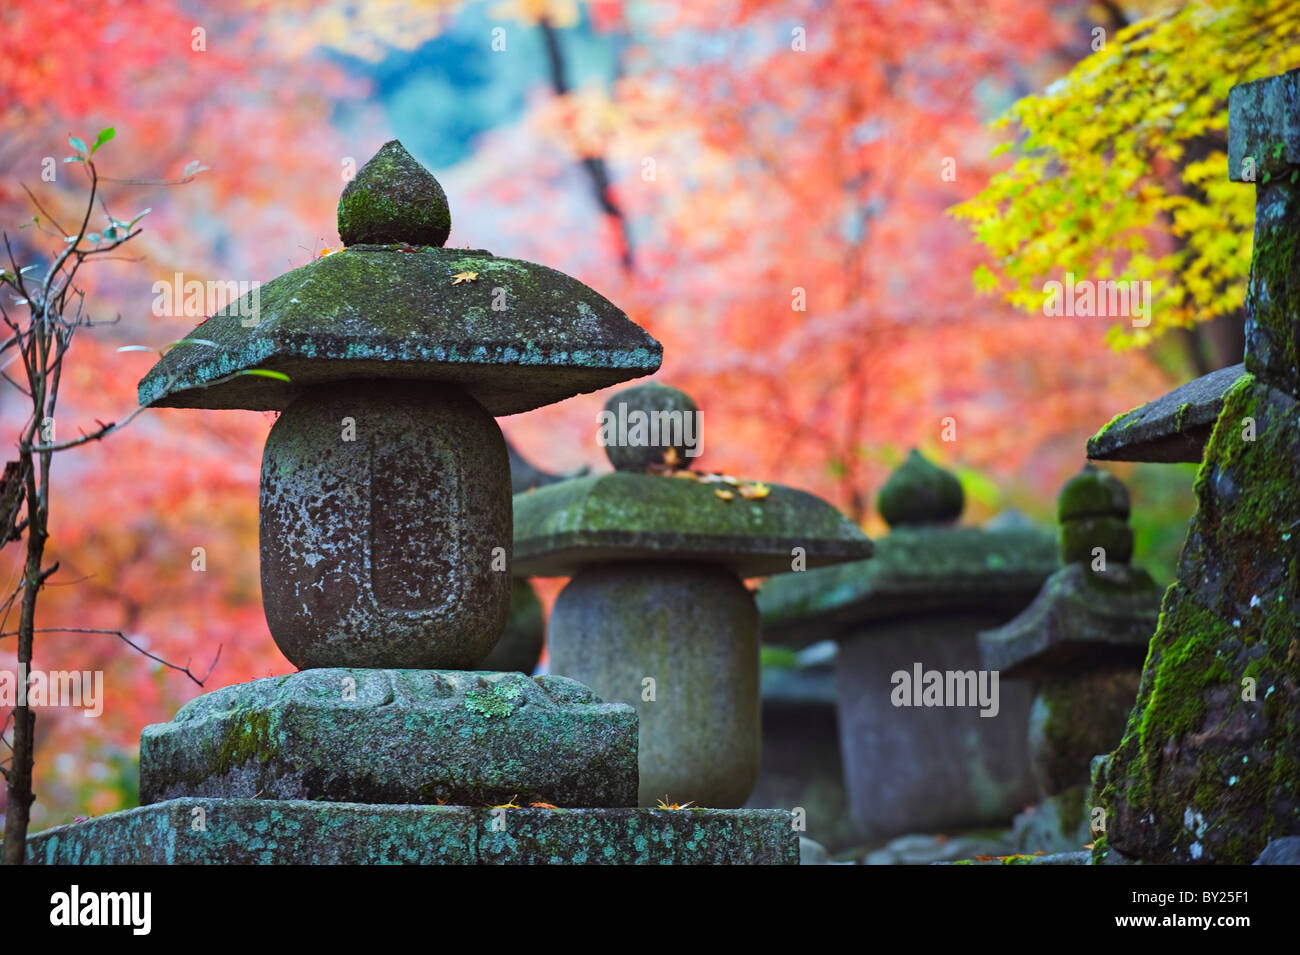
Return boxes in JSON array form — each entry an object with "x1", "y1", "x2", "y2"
[
  {"x1": 116, "y1": 345, "x2": 154, "y2": 353},
  {"x1": 240, "y1": 369, "x2": 291, "y2": 382},
  {"x1": 91, "y1": 127, "x2": 115, "y2": 154},
  {"x1": 171, "y1": 338, "x2": 220, "y2": 349},
  {"x1": 69, "y1": 136, "x2": 88, "y2": 155}
]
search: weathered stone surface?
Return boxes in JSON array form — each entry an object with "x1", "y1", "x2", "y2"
[
  {"x1": 512, "y1": 471, "x2": 872, "y2": 578},
  {"x1": 1060, "y1": 515, "x2": 1134, "y2": 565},
  {"x1": 137, "y1": 247, "x2": 661, "y2": 415},
  {"x1": 1096, "y1": 376, "x2": 1300, "y2": 863},
  {"x1": 338, "y1": 141, "x2": 451, "y2": 248},
  {"x1": 1057, "y1": 463, "x2": 1131, "y2": 521},
  {"x1": 600, "y1": 381, "x2": 699, "y2": 470},
  {"x1": 477, "y1": 579, "x2": 545, "y2": 673},
  {"x1": 746, "y1": 660, "x2": 858, "y2": 851},
  {"x1": 260, "y1": 382, "x2": 510, "y2": 669},
  {"x1": 1027, "y1": 671, "x2": 1141, "y2": 797},
  {"x1": 1254, "y1": 835, "x2": 1300, "y2": 865},
  {"x1": 759, "y1": 523, "x2": 1058, "y2": 641},
  {"x1": 1231, "y1": 71, "x2": 1300, "y2": 394},
  {"x1": 1011, "y1": 785, "x2": 1093, "y2": 855},
  {"x1": 1087, "y1": 362, "x2": 1245, "y2": 463},
  {"x1": 876, "y1": 448, "x2": 963, "y2": 526},
  {"x1": 26, "y1": 799, "x2": 476, "y2": 865},
  {"x1": 24, "y1": 799, "x2": 797, "y2": 865},
  {"x1": 1243, "y1": 177, "x2": 1300, "y2": 395},
  {"x1": 549, "y1": 561, "x2": 760, "y2": 808},
  {"x1": 1228, "y1": 67, "x2": 1300, "y2": 183},
  {"x1": 863, "y1": 828, "x2": 1018, "y2": 865},
  {"x1": 833, "y1": 613, "x2": 1038, "y2": 840},
  {"x1": 476, "y1": 807, "x2": 797, "y2": 865},
  {"x1": 978, "y1": 564, "x2": 1161, "y2": 677},
  {"x1": 139, "y1": 670, "x2": 638, "y2": 808}
]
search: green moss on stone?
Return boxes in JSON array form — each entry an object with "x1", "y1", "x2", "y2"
[
  {"x1": 1057, "y1": 464, "x2": 1131, "y2": 523},
  {"x1": 465, "y1": 682, "x2": 523, "y2": 719},
  {"x1": 337, "y1": 140, "x2": 451, "y2": 247},
  {"x1": 1244, "y1": 178, "x2": 1300, "y2": 392},
  {"x1": 213, "y1": 707, "x2": 277, "y2": 775},
  {"x1": 1088, "y1": 410, "x2": 1136, "y2": 447},
  {"x1": 876, "y1": 448, "x2": 964, "y2": 527},
  {"x1": 1097, "y1": 376, "x2": 1300, "y2": 863}
]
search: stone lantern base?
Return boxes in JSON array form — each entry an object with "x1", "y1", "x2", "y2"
[
  {"x1": 24, "y1": 799, "x2": 797, "y2": 865},
  {"x1": 835, "y1": 612, "x2": 1038, "y2": 840}
]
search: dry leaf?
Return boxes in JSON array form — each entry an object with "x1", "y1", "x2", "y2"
[
  {"x1": 714, "y1": 489, "x2": 734, "y2": 501},
  {"x1": 451, "y1": 270, "x2": 479, "y2": 284}
]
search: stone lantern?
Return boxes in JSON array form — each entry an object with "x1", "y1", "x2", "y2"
[
  {"x1": 25, "y1": 143, "x2": 798, "y2": 864},
  {"x1": 1086, "y1": 68, "x2": 1300, "y2": 864},
  {"x1": 758, "y1": 449, "x2": 1059, "y2": 841},
  {"x1": 137, "y1": 140, "x2": 661, "y2": 671},
  {"x1": 979, "y1": 464, "x2": 1161, "y2": 852},
  {"x1": 512, "y1": 382, "x2": 874, "y2": 808}
]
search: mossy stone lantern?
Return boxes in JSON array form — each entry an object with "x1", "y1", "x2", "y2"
[
  {"x1": 512, "y1": 382, "x2": 874, "y2": 808},
  {"x1": 1087, "y1": 69, "x2": 1300, "y2": 864},
  {"x1": 758, "y1": 449, "x2": 1060, "y2": 841},
  {"x1": 979, "y1": 465, "x2": 1161, "y2": 851},
  {"x1": 137, "y1": 141, "x2": 662, "y2": 671}
]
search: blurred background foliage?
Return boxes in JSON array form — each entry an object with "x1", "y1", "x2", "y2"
[{"x1": 1, "y1": 0, "x2": 1271, "y2": 825}]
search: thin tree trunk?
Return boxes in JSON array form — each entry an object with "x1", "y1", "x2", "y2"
[
  {"x1": 2, "y1": 453, "x2": 44, "y2": 865},
  {"x1": 538, "y1": 16, "x2": 635, "y2": 272}
]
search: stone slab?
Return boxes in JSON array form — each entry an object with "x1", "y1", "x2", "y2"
[
  {"x1": 140, "y1": 670, "x2": 637, "y2": 808},
  {"x1": 1086, "y1": 362, "x2": 1245, "y2": 463},
  {"x1": 25, "y1": 799, "x2": 476, "y2": 865},
  {"x1": 512, "y1": 471, "x2": 873, "y2": 578},
  {"x1": 137, "y1": 247, "x2": 662, "y2": 416},
  {"x1": 24, "y1": 799, "x2": 797, "y2": 865}
]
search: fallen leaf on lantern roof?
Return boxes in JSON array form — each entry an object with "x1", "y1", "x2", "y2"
[
  {"x1": 714, "y1": 488, "x2": 734, "y2": 501},
  {"x1": 529, "y1": 802, "x2": 559, "y2": 809},
  {"x1": 739, "y1": 481, "x2": 771, "y2": 500},
  {"x1": 451, "y1": 270, "x2": 479, "y2": 284}
]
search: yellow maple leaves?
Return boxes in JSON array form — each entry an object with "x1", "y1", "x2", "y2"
[
  {"x1": 451, "y1": 270, "x2": 478, "y2": 285},
  {"x1": 952, "y1": 0, "x2": 1300, "y2": 350},
  {"x1": 648, "y1": 449, "x2": 772, "y2": 504}
]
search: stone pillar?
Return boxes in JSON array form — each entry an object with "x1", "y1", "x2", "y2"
[{"x1": 1094, "y1": 69, "x2": 1300, "y2": 864}]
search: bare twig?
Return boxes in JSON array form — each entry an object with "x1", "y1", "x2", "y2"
[{"x1": 0, "y1": 627, "x2": 221, "y2": 687}]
